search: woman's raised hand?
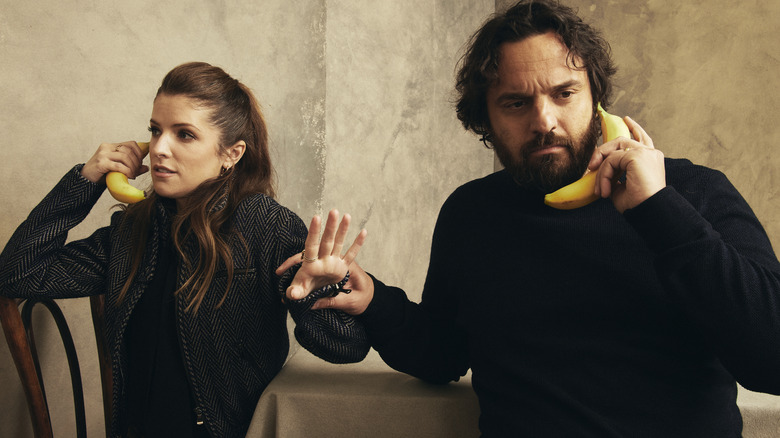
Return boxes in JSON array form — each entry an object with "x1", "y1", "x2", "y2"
[
  {"x1": 81, "y1": 141, "x2": 148, "y2": 184},
  {"x1": 276, "y1": 209, "x2": 367, "y2": 302}
]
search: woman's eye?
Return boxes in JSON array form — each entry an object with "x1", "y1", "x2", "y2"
[
  {"x1": 177, "y1": 130, "x2": 195, "y2": 140},
  {"x1": 148, "y1": 126, "x2": 160, "y2": 136}
]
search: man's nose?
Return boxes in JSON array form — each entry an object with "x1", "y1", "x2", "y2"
[{"x1": 530, "y1": 99, "x2": 557, "y2": 135}]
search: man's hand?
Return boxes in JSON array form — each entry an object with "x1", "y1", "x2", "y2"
[
  {"x1": 276, "y1": 209, "x2": 373, "y2": 315},
  {"x1": 589, "y1": 116, "x2": 666, "y2": 213}
]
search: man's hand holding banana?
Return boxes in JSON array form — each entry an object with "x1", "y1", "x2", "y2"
[{"x1": 589, "y1": 116, "x2": 666, "y2": 213}]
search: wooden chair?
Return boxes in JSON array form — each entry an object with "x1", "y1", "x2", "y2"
[{"x1": 0, "y1": 295, "x2": 112, "y2": 438}]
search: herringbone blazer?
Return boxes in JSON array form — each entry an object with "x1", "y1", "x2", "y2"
[{"x1": 0, "y1": 165, "x2": 369, "y2": 437}]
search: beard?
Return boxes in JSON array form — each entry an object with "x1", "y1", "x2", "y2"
[{"x1": 492, "y1": 115, "x2": 601, "y2": 193}]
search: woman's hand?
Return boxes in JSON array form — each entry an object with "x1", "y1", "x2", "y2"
[
  {"x1": 589, "y1": 116, "x2": 666, "y2": 213},
  {"x1": 311, "y1": 259, "x2": 375, "y2": 315},
  {"x1": 81, "y1": 141, "x2": 148, "y2": 184},
  {"x1": 276, "y1": 209, "x2": 370, "y2": 313}
]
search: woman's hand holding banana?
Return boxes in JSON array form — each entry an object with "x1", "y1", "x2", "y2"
[{"x1": 82, "y1": 141, "x2": 150, "y2": 203}]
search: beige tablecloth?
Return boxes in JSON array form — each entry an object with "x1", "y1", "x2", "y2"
[{"x1": 248, "y1": 347, "x2": 780, "y2": 438}]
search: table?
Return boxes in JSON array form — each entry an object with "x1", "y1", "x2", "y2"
[
  {"x1": 738, "y1": 387, "x2": 780, "y2": 437},
  {"x1": 247, "y1": 347, "x2": 479, "y2": 438},
  {"x1": 248, "y1": 346, "x2": 780, "y2": 438}
]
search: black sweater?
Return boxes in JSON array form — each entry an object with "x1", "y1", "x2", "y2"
[{"x1": 359, "y1": 158, "x2": 780, "y2": 437}]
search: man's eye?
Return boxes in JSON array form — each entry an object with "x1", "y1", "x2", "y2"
[{"x1": 559, "y1": 91, "x2": 574, "y2": 99}]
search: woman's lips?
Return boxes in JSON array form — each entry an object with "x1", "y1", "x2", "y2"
[{"x1": 153, "y1": 165, "x2": 176, "y2": 177}]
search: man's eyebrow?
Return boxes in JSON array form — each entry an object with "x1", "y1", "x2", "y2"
[
  {"x1": 495, "y1": 79, "x2": 585, "y2": 103},
  {"x1": 552, "y1": 79, "x2": 585, "y2": 92},
  {"x1": 495, "y1": 92, "x2": 530, "y2": 103}
]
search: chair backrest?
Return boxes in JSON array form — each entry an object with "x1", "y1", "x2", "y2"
[
  {"x1": 89, "y1": 294, "x2": 113, "y2": 435},
  {"x1": 0, "y1": 295, "x2": 112, "y2": 438}
]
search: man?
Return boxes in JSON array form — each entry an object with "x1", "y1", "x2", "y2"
[{"x1": 281, "y1": 1, "x2": 780, "y2": 436}]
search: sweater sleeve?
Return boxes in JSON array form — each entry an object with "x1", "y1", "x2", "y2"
[
  {"x1": 0, "y1": 164, "x2": 112, "y2": 299},
  {"x1": 624, "y1": 171, "x2": 780, "y2": 394},
  {"x1": 358, "y1": 196, "x2": 470, "y2": 384},
  {"x1": 272, "y1": 208, "x2": 370, "y2": 364}
]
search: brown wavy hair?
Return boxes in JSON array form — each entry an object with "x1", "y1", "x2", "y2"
[
  {"x1": 455, "y1": 0, "x2": 617, "y2": 146},
  {"x1": 119, "y1": 62, "x2": 275, "y2": 313}
]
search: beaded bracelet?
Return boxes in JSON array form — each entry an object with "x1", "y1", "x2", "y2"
[{"x1": 321, "y1": 271, "x2": 352, "y2": 297}]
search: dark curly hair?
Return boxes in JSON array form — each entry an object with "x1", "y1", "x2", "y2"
[{"x1": 455, "y1": 0, "x2": 616, "y2": 145}]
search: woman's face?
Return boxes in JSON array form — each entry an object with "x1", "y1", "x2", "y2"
[{"x1": 148, "y1": 94, "x2": 239, "y2": 206}]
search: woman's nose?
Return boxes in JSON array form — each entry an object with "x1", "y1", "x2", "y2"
[{"x1": 151, "y1": 136, "x2": 171, "y2": 157}]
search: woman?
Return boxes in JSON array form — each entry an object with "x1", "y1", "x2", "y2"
[{"x1": 0, "y1": 62, "x2": 368, "y2": 437}]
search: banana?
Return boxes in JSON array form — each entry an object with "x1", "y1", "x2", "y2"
[
  {"x1": 596, "y1": 102, "x2": 631, "y2": 142},
  {"x1": 543, "y1": 171, "x2": 599, "y2": 210},
  {"x1": 543, "y1": 103, "x2": 630, "y2": 210},
  {"x1": 106, "y1": 141, "x2": 150, "y2": 204}
]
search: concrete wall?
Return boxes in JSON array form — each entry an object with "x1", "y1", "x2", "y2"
[
  {"x1": 0, "y1": 0, "x2": 492, "y2": 436},
  {"x1": 546, "y1": 0, "x2": 780, "y2": 241},
  {"x1": 2, "y1": 0, "x2": 780, "y2": 436}
]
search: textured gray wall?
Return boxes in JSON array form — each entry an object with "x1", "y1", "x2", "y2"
[
  {"x1": 2, "y1": 0, "x2": 780, "y2": 436},
  {"x1": 547, "y1": 0, "x2": 780, "y2": 245},
  {"x1": 321, "y1": 0, "x2": 494, "y2": 294},
  {"x1": 0, "y1": 0, "x2": 492, "y2": 436}
]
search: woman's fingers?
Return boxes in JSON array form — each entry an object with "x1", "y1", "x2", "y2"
[
  {"x1": 303, "y1": 215, "x2": 322, "y2": 262},
  {"x1": 275, "y1": 253, "x2": 303, "y2": 275},
  {"x1": 298, "y1": 210, "x2": 366, "y2": 267},
  {"x1": 331, "y1": 213, "x2": 351, "y2": 257},
  {"x1": 316, "y1": 209, "x2": 340, "y2": 258},
  {"x1": 112, "y1": 141, "x2": 147, "y2": 178},
  {"x1": 82, "y1": 141, "x2": 144, "y2": 183},
  {"x1": 312, "y1": 209, "x2": 358, "y2": 259},
  {"x1": 342, "y1": 229, "x2": 367, "y2": 265},
  {"x1": 280, "y1": 211, "x2": 368, "y2": 302}
]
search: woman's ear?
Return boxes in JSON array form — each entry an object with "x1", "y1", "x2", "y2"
[{"x1": 222, "y1": 140, "x2": 246, "y2": 170}]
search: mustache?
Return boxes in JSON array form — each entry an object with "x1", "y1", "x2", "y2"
[{"x1": 522, "y1": 131, "x2": 574, "y2": 158}]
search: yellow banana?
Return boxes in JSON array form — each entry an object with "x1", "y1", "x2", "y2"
[
  {"x1": 106, "y1": 141, "x2": 150, "y2": 204},
  {"x1": 543, "y1": 103, "x2": 630, "y2": 210},
  {"x1": 543, "y1": 171, "x2": 599, "y2": 210},
  {"x1": 596, "y1": 102, "x2": 631, "y2": 142}
]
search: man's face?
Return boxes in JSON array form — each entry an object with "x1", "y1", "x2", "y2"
[{"x1": 485, "y1": 32, "x2": 599, "y2": 192}]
